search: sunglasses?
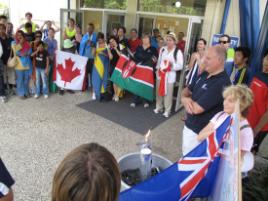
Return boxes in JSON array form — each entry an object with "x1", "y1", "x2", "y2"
[
  {"x1": 35, "y1": 35, "x2": 42, "y2": 38},
  {"x1": 219, "y1": 40, "x2": 228, "y2": 44}
]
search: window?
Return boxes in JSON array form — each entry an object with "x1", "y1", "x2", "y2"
[
  {"x1": 138, "y1": 0, "x2": 207, "y2": 16},
  {"x1": 80, "y1": 0, "x2": 127, "y2": 10}
]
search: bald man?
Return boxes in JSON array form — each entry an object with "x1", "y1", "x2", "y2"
[{"x1": 181, "y1": 45, "x2": 231, "y2": 155}]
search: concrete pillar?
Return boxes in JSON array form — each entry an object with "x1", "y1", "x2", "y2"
[{"x1": 125, "y1": 0, "x2": 138, "y2": 35}]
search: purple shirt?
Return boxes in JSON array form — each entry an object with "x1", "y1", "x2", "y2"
[{"x1": 44, "y1": 38, "x2": 57, "y2": 58}]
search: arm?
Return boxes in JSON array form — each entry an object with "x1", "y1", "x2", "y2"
[
  {"x1": 31, "y1": 48, "x2": 39, "y2": 57},
  {"x1": 173, "y1": 49, "x2": 183, "y2": 71},
  {"x1": 188, "y1": 53, "x2": 197, "y2": 70},
  {"x1": 197, "y1": 122, "x2": 215, "y2": 141},
  {"x1": 107, "y1": 47, "x2": 113, "y2": 60},
  {"x1": 52, "y1": 21, "x2": 60, "y2": 32},
  {"x1": 181, "y1": 87, "x2": 194, "y2": 114},
  {"x1": 254, "y1": 110, "x2": 268, "y2": 135},
  {"x1": 40, "y1": 21, "x2": 47, "y2": 32},
  {"x1": 16, "y1": 24, "x2": 24, "y2": 31}
]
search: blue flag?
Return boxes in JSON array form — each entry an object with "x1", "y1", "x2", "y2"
[{"x1": 119, "y1": 115, "x2": 232, "y2": 201}]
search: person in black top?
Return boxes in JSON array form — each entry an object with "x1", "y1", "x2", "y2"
[
  {"x1": 181, "y1": 45, "x2": 231, "y2": 155},
  {"x1": 0, "y1": 24, "x2": 13, "y2": 103},
  {"x1": 130, "y1": 33, "x2": 158, "y2": 108},
  {"x1": 108, "y1": 35, "x2": 125, "y2": 102},
  {"x1": 31, "y1": 41, "x2": 49, "y2": 99},
  {"x1": 118, "y1": 26, "x2": 129, "y2": 49},
  {"x1": 24, "y1": 22, "x2": 35, "y2": 42},
  {"x1": 0, "y1": 158, "x2": 15, "y2": 201}
]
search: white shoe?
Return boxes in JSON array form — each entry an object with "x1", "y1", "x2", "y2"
[
  {"x1": 44, "y1": 95, "x2": 49, "y2": 99},
  {"x1": 34, "y1": 94, "x2": 39, "y2": 99},
  {"x1": 144, "y1": 103, "x2": 149, "y2": 108},
  {"x1": 153, "y1": 108, "x2": 162, "y2": 114},
  {"x1": 163, "y1": 111, "x2": 169, "y2": 118},
  {"x1": 130, "y1": 103, "x2": 136, "y2": 108},
  {"x1": 92, "y1": 93, "x2": 96, "y2": 100},
  {"x1": 114, "y1": 96, "x2": 119, "y2": 102},
  {"x1": 0, "y1": 96, "x2": 7, "y2": 103}
]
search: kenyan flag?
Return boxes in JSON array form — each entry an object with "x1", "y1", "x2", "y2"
[{"x1": 110, "y1": 54, "x2": 154, "y2": 101}]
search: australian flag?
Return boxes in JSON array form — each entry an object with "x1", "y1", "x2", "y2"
[{"x1": 119, "y1": 115, "x2": 232, "y2": 201}]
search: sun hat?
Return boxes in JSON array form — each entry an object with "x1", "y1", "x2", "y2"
[{"x1": 166, "y1": 32, "x2": 178, "y2": 43}]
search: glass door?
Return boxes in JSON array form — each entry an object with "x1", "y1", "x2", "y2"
[
  {"x1": 104, "y1": 13, "x2": 125, "y2": 39},
  {"x1": 138, "y1": 16, "x2": 155, "y2": 37},
  {"x1": 60, "y1": 9, "x2": 84, "y2": 47}
]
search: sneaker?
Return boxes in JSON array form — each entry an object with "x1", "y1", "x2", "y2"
[
  {"x1": 114, "y1": 96, "x2": 119, "y2": 102},
  {"x1": 34, "y1": 94, "x2": 39, "y2": 99},
  {"x1": 144, "y1": 103, "x2": 149, "y2": 108},
  {"x1": 153, "y1": 108, "x2": 162, "y2": 114},
  {"x1": 163, "y1": 111, "x2": 169, "y2": 118},
  {"x1": 0, "y1": 96, "x2": 7, "y2": 103},
  {"x1": 92, "y1": 93, "x2": 96, "y2": 100},
  {"x1": 130, "y1": 103, "x2": 136, "y2": 108},
  {"x1": 44, "y1": 95, "x2": 49, "y2": 99},
  {"x1": 59, "y1": 90, "x2": 64, "y2": 96}
]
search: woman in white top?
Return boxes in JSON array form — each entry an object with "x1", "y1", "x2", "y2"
[{"x1": 154, "y1": 32, "x2": 183, "y2": 117}]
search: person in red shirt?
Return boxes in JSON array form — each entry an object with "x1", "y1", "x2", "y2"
[
  {"x1": 248, "y1": 49, "x2": 268, "y2": 153},
  {"x1": 177, "y1": 32, "x2": 186, "y2": 53},
  {"x1": 128, "y1": 28, "x2": 141, "y2": 53}
]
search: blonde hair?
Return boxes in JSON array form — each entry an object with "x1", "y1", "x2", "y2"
[
  {"x1": 52, "y1": 143, "x2": 121, "y2": 201},
  {"x1": 223, "y1": 84, "x2": 253, "y2": 116}
]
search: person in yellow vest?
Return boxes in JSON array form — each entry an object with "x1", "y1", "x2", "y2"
[
  {"x1": 219, "y1": 34, "x2": 235, "y2": 77},
  {"x1": 17, "y1": 12, "x2": 40, "y2": 33},
  {"x1": 63, "y1": 18, "x2": 76, "y2": 41}
]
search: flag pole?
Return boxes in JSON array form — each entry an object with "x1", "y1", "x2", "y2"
[{"x1": 234, "y1": 100, "x2": 242, "y2": 201}]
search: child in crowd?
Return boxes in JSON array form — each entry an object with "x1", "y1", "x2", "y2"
[
  {"x1": 197, "y1": 85, "x2": 254, "y2": 169},
  {"x1": 231, "y1": 46, "x2": 251, "y2": 85},
  {"x1": 51, "y1": 143, "x2": 120, "y2": 201},
  {"x1": 248, "y1": 49, "x2": 268, "y2": 154},
  {"x1": 0, "y1": 158, "x2": 15, "y2": 201},
  {"x1": 31, "y1": 41, "x2": 49, "y2": 99}
]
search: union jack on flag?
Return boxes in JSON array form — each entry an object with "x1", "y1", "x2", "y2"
[{"x1": 119, "y1": 115, "x2": 232, "y2": 201}]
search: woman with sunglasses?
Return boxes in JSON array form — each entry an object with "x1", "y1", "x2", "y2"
[{"x1": 30, "y1": 31, "x2": 44, "y2": 94}]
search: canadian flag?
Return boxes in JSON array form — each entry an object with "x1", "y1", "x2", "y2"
[{"x1": 54, "y1": 50, "x2": 88, "y2": 90}]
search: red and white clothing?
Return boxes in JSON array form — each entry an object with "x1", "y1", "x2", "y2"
[{"x1": 155, "y1": 46, "x2": 183, "y2": 115}]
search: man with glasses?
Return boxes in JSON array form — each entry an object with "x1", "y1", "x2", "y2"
[{"x1": 219, "y1": 34, "x2": 235, "y2": 77}]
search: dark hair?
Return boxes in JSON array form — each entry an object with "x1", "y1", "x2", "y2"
[
  {"x1": 16, "y1": 30, "x2": 25, "y2": 38},
  {"x1": 220, "y1": 34, "x2": 231, "y2": 43},
  {"x1": 25, "y1": 12, "x2": 32, "y2": 17},
  {"x1": 25, "y1": 22, "x2": 32, "y2": 29},
  {"x1": 68, "y1": 18, "x2": 75, "y2": 24},
  {"x1": 235, "y1": 46, "x2": 251, "y2": 60},
  {"x1": 0, "y1": 15, "x2": 7, "y2": 20},
  {"x1": 51, "y1": 143, "x2": 121, "y2": 201},
  {"x1": 88, "y1": 23, "x2": 94, "y2": 28},
  {"x1": 35, "y1": 30, "x2": 43, "y2": 37},
  {"x1": 97, "y1": 32, "x2": 105, "y2": 40},
  {"x1": 130, "y1": 28, "x2": 137, "y2": 33},
  {"x1": 153, "y1": 28, "x2": 159, "y2": 33},
  {"x1": 108, "y1": 35, "x2": 118, "y2": 44},
  {"x1": 197, "y1": 38, "x2": 207, "y2": 46},
  {"x1": 263, "y1": 49, "x2": 268, "y2": 58},
  {"x1": 118, "y1": 26, "x2": 126, "y2": 34}
]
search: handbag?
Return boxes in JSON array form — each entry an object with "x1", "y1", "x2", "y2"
[{"x1": 7, "y1": 47, "x2": 17, "y2": 68}]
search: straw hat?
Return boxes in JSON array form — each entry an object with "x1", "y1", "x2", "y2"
[
  {"x1": 63, "y1": 39, "x2": 74, "y2": 49},
  {"x1": 166, "y1": 32, "x2": 178, "y2": 43}
]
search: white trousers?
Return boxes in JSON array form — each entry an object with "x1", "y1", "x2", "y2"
[{"x1": 182, "y1": 126, "x2": 200, "y2": 156}]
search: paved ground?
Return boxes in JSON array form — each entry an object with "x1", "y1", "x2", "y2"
[{"x1": 0, "y1": 92, "x2": 184, "y2": 201}]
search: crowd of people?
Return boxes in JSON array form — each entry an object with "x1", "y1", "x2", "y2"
[{"x1": 0, "y1": 11, "x2": 268, "y2": 201}]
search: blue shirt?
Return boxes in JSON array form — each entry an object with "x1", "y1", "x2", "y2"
[
  {"x1": 185, "y1": 71, "x2": 231, "y2": 133},
  {"x1": 0, "y1": 159, "x2": 15, "y2": 198},
  {"x1": 151, "y1": 37, "x2": 159, "y2": 49},
  {"x1": 44, "y1": 38, "x2": 57, "y2": 57},
  {"x1": 79, "y1": 32, "x2": 97, "y2": 59}
]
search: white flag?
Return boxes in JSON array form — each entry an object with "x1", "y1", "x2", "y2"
[{"x1": 55, "y1": 50, "x2": 88, "y2": 90}]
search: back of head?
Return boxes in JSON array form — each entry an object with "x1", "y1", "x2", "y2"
[
  {"x1": 212, "y1": 45, "x2": 227, "y2": 63},
  {"x1": 52, "y1": 143, "x2": 121, "y2": 201}
]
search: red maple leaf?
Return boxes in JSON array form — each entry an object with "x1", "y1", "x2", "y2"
[{"x1": 57, "y1": 57, "x2": 81, "y2": 86}]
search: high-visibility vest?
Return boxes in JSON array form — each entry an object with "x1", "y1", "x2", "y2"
[
  {"x1": 226, "y1": 47, "x2": 235, "y2": 62},
  {"x1": 22, "y1": 22, "x2": 38, "y2": 32},
  {"x1": 65, "y1": 27, "x2": 76, "y2": 39}
]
